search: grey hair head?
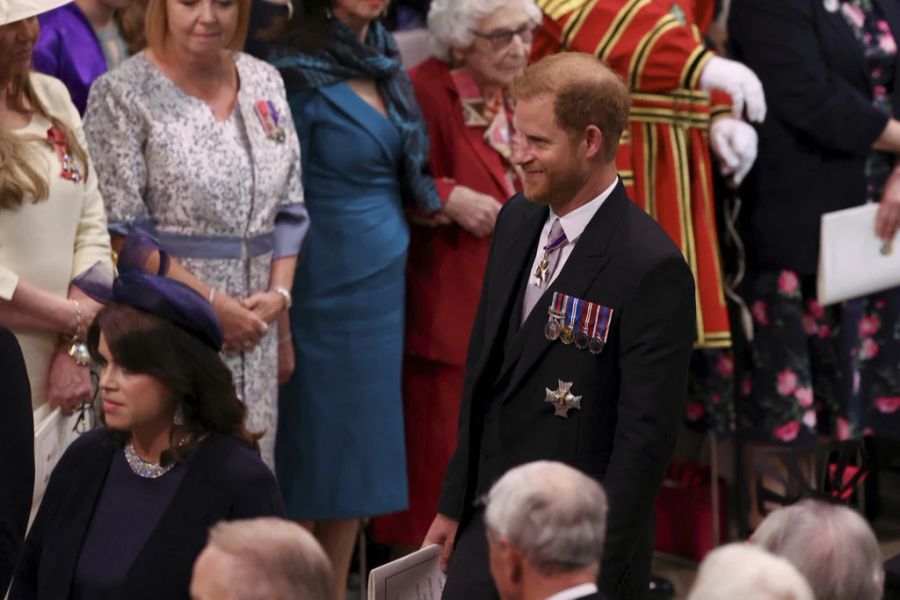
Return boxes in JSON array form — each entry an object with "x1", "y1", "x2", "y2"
[
  {"x1": 689, "y1": 543, "x2": 815, "y2": 600},
  {"x1": 484, "y1": 461, "x2": 607, "y2": 575},
  {"x1": 426, "y1": 0, "x2": 543, "y2": 62},
  {"x1": 206, "y1": 517, "x2": 333, "y2": 600},
  {"x1": 752, "y1": 500, "x2": 884, "y2": 600}
]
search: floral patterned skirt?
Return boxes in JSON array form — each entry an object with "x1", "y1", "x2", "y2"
[
  {"x1": 685, "y1": 348, "x2": 737, "y2": 436},
  {"x1": 738, "y1": 269, "x2": 900, "y2": 444}
]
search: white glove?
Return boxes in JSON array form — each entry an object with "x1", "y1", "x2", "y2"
[
  {"x1": 699, "y1": 56, "x2": 767, "y2": 123},
  {"x1": 710, "y1": 116, "x2": 758, "y2": 185}
]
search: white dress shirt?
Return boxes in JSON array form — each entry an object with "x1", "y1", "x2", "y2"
[
  {"x1": 545, "y1": 582, "x2": 599, "y2": 600},
  {"x1": 521, "y1": 177, "x2": 619, "y2": 323}
]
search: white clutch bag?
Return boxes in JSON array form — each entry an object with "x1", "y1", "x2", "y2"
[
  {"x1": 32, "y1": 407, "x2": 80, "y2": 521},
  {"x1": 817, "y1": 203, "x2": 900, "y2": 305}
]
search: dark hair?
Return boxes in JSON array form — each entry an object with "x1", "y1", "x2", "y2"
[
  {"x1": 87, "y1": 304, "x2": 261, "y2": 465},
  {"x1": 280, "y1": 0, "x2": 333, "y2": 54}
]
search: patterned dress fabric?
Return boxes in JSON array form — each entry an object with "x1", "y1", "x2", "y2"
[
  {"x1": 739, "y1": 0, "x2": 899, "y2": 443},
  {"x1": 84, "y1": 52, "x2": 306, "y2": 467}
]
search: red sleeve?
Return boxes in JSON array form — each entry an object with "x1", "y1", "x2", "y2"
[{"x1": 410, "y1": 59, "x2": 458, "y2": 208}]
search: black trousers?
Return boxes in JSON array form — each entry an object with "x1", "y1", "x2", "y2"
[{"x1": 442, "y1": 510, "x2": 499, "y2": 600}]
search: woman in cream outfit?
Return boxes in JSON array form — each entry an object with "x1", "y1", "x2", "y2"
[{"x1": 0, "y1": 0, "x2": 113, "y2": 420}]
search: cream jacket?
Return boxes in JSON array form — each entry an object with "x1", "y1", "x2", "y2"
[{"x1": 0, "y1": 73, "x2": 112, "y2": 408}]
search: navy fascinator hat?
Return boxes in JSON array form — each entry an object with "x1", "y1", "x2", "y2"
[{"x1": 112, "y1": 271, "x2": 224, "y2": 351}]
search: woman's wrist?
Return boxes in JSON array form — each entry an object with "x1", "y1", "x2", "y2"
[
  {"x1": 269, "y1": 285, "x2": 292, "y2": 310},
  {"x1": 70, "y1": 298, "x2": 85, "y2": 340}
]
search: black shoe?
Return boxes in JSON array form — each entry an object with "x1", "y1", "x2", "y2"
[{"x1": 647, "y1": 575, "x2": 676, "y2": 600}]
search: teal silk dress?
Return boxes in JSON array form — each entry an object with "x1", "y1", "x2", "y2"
[{"x1": 276, "y1": 83, "x2": 410, "y2": 519}]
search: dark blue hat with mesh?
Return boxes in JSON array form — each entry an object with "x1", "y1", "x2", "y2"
[{"x1": 112, "y1": 271, "x2": 223, "y2": 351}]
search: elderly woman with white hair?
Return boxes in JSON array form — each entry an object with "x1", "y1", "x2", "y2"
[
  {"x1": 370, "y1": 0, "x2": 542, "y2": 547},
  {"x1": 751, "y1": 500, "x2": 885, "y2": 600},
  {"x1": 689, "y1": 544, "x2": 815, "y2": 600}
]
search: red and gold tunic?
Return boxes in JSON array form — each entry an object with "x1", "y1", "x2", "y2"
[{"x1": 533, "y1": 0, "x2": 731, "y2": 348}]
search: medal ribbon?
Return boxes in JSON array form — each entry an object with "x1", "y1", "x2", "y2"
[
  {"x1": 567, "y1": 297, "x2": 582, "y2": 330},
  {"x1": 543, "y1": 230, "x2": 568, "y2": 253},
  {"x1": 593, "y1": 306, "x2": 614, "y2": 342},
  {"x1": 592, "y1": 306, "x2": 605, "y2": 339},
  {"x1": 580, "y1": 302, "x2": 594, "y2": 334},
  {"x1": 550, "y1": 292, "x2": 566, "y2": 315},
  {"x1": 266, "y1": 100, "x2": 280, "y2": 128},
  {"x1": 46, "y1": 126, "x2": 82, "y2": 182},
  {"x1": 255, "y1": 100, "x2": 275, "y2": 136}
]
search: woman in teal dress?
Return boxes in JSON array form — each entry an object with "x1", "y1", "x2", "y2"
[{"x1": 271, "y1": 0, "x2": 441, "y2": 592}]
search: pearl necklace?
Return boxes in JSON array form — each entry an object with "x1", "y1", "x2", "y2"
[{"x1": 124, "y1": 440, "x2": 175, "y2": 479}]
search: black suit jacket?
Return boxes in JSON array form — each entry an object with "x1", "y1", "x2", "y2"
[
  {"x1": 10, "y1": 429, "x2": 285, "y2": 599},
  {"x1": 729, "y1": 0, "x2": 900, "y2": 274},
  {"x1": 438, "y1": 183, "x2": 695, "y2": 600},
  {"x1": 0, "y1": 327, "x2": 33, "y2": 597}
]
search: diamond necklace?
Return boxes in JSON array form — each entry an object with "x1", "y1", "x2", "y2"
[{"x1": 124, "y1": 439, "x2": 175, "y2": 479}]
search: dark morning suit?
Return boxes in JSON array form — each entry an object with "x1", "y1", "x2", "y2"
[
  {"x1": 0, "y1": 327, "x2": 33, "y2": 596},
  {"x1": 439, "y1": 182, "x2": 696, "y2": 600},
  {"x1": 11, "y1": 430, "x2": 284, "y2": 599}
]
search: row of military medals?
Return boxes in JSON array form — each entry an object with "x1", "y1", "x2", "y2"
[{"x1": 544, "y1": 292, "x2": 612, "y2": 354}]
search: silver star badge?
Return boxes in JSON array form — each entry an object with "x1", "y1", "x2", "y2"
[{"x1": 545, "y1": 380, "x2": 582, "y2": 418}]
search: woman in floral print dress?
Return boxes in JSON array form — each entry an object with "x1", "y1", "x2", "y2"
[
  {"x1": 84, "y1": 0, "x2": 308, "y2": 468},
  {"x1": 730, "y1": 0, "x2": 900, "y2": 445}
]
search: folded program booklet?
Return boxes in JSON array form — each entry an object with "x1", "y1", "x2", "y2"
[
  {"x1": 368, "y1": 544, "x2": 446, "y2": 600},
  {"x1": 818, "y1": 203, "x2": 900, "y2": 305}
]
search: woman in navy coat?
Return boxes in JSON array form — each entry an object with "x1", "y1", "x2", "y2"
[
  {"x1": 730, "y1": 0, "x2": 900, "y2": 445},
  {"x1": 0, "y1": 327, "x2": 32, "y2": 596},
  {"x1": 10, "y1": 271, "x2": 284, "y2": 599}
]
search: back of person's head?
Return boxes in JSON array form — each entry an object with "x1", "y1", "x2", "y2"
[
  {"x1": 484, "y1": 460, "x2": 607, "y2": 575},
  {"x1": 511, "y1": 52, "x2": 630, "y2": 162},
  {"x1": 689, "y1": 544, "x2": 814, "y2": 600},
  {"x1": 752, "y1": 500, "x2": 884, "y2": 600},
  {"x1": 280, "y1": 0, "x2": 337, "y2": 54},
  {"x1": 201, "y1": 518, "x2": 333, "y2": 600}
]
